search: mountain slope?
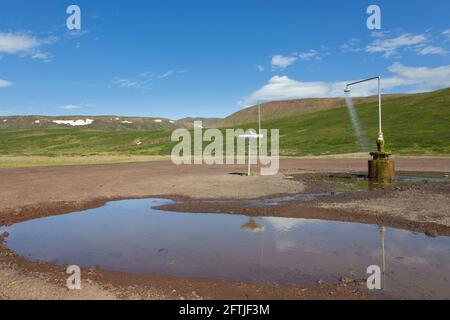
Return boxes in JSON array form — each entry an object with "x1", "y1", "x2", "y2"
[
  {"x1": 236, "y1": 88, "x2": 450, "y2": 156},
  {"x1": 0, "y1": 115, "x2": 182, "y2": 131},
  {"x1": 0, "y1": 88, "x2": 448, "y2": 157},
  {"x1": 217, "y1": 94, "x2": 406, "y2": 127}
]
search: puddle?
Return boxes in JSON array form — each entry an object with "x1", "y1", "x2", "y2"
[{"x1": 2, "y1": 198, "x2": 450, "y2": 299}]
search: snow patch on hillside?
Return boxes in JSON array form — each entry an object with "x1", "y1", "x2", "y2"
[{"x1": 52, "y1": 119, "x2": 94, "y2": 126}]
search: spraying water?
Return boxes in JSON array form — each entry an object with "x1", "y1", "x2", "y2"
[{"x1": 344, "y1": 93, "x2": 370, "y2": 151}]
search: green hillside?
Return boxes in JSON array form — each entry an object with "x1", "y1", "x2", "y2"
[
  {"x1": 0, "y1": 88, "x2": 449, "y2": 157},
  {"x1": 0, "y1": 128, "x2": 176, "y2": 156},
  {"x1": 240, "y1": 87, "x2": 450, "y2": 156},
  {"x1": 0, "y1": 115, "x2": 182, "y2": 131},
  {"x1": 216, "y1": 93, "x2": 407, "y2": 127}
]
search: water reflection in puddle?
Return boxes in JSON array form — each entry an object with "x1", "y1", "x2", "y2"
[{"x1": 2, "y1": 198, "x2": 450, "y2": 299}]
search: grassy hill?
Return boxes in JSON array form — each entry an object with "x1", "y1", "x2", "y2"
[
  {"x1": 0, "y1": 88, "x2": 448, "y2": 158},
  {"x1": 237, "y1": 88, "x2": 450, "y2": 156},
  {"x1": 216, "y1": 94, "x2": 407, "y2": 127},
  {"x1": 0, "y1": 128, "x2": 176, "y2": 156},
  {"x1": 176, "y1": 117, "x2": 222, "y2": 128},
  {"x1": 0, "y1": 115, "x2": 183, "y2": 131}
]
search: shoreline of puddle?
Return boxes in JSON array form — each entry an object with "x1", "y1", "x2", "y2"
[{"x1": 1, "y1": 190, "x2": 450, "y2": 299}]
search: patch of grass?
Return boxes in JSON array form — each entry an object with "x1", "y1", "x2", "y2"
[
  {"x1": 237, "y1": 88, "x2": 450, "y2": 156},
  {"x1": 0, "y1": 155, "x2": 171, "y2": 168},
  {"x1": 0, "y1": 128, "x2": 176, "y2": 157},
  {"x1": 0, "y1": 88, "x2": 449, "y2": 160}
]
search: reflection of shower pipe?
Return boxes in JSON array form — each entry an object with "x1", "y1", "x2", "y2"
[
  {"x1": 241, "y1": 217, "x2": 265, "y2": 274},
  {"x1": 379, "y1": 225, "x2": 386, "y2": 290},
  {"x1": 260, "y1": 219, "x2": 264, "y2": 270}
]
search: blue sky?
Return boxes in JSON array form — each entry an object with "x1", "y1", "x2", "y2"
[{"x1": 0, "y1": 0, "x2": 449, "y2": 119}]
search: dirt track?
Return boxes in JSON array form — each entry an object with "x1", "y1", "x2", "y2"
[{"x1": 0, "y1": 157, "x2": 449, "y2": 300}]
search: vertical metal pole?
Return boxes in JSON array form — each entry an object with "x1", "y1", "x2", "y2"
[
  {"x1": 247, "y1": 139, "x2": 251, "y2": 176},
  {"x1": 378, "y1": 77, "x2": 382, "y2": 135},
  {"x1": 258, "y1": 102, "x2": 262, "y2": 148},
  {"x1": 258, "y1": 102, "x2": 261, "y2": 137}
]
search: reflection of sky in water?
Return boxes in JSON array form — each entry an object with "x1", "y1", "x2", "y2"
[
  {"x1": 3, "y1": 198, "x2": 450, "y2": 299},
  {"x1": 263, "y1": 216, "x2": 320, "y2": 232}
]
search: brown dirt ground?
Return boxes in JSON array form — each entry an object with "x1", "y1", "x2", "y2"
[{"x1": 0, "y1": 157, "x2": 449, "y2": 300}]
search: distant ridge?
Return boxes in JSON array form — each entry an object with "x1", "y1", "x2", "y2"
[
  {"x1": 0, "y1": 115, "x2": 182, "y2": 131},
  {"x1": 0, "y1": 88, "x2": 448, "y2": 156},
  {"x1": 2, "y1": 90, "x2": 444, "y2": 130},
  {"x1": 216, "y1": 94, "x2": 407, "y2": 127}
]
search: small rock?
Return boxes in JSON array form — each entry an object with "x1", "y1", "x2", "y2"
[
  {"x1": 191, "y1": 291, "x2": 200, "y2": 298},
  {"x1": 355, "y1": 279, "x2": 366, "y2": 286},
  {"x1": 425, "y1": 230, "x2": 438, "y2": 238},
  {"x1": 340, "y1": 277, "x2": 353, "y2": 284}
]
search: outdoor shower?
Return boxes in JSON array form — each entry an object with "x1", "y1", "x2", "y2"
[{"x1": 345, "y1": 76, "x2": 395, "y2": 181}]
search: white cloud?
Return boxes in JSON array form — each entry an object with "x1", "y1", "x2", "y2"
[
  {"x1": 371, "y1": 31, "x2": 390, "y2": 38},
  {"x1": 418, "y1": 46, "x2": 448, "y2": 56},
  {"x1": 60, "y1": 104, "x2": 82, "y2": 110},
  {"x1": 243, "y1": 76, "x2": 330, "y2": 105},
  {"x1": 66, "y1": 29, "x2": 90, "y2": 38},
  {"x1": 0, "y1": 79, "x2": 12, "y2": 88},
  {"x1": 113, "y1": 70, "x2": 185, "y2": 88},
  {"x1": 157, "y1": 70, "x2": 175, "y2": 79},
  {"x1": 139, "y1": 71, "x2": 152, "y2": 77},
  {"x1": 271, "y1": 54, "x2": 297, "y2": 69},
  {"x1": 156, "y1": 70, "x2": 186, "y2": 79},
  {"x1": 366, "y1": 33, "x2": 427, "y2": 58},
  {"x1": 0, "y1": 32, "x2": 39, "y2": 53},
  {"x1": 113, "y1": 78, "x2": 139, "y2": 88},
  {"x1": 442, "y1": 29, "x2": 450, "y2": 37},
  {"x1": 385, "y1": 63, "x2": 450, "y2": 91},
  {"x1": 31, "y1": 51, "x2": 52, "y2": 62},
  {"x1": 60, "y1": 103, "x2": 96, "y2": 110},
  {"x1": 298, "y1": 49, "x2": 319, "y2": 61},
  {"x1": 242, "y1": 63, "x2": 450, "y2": 106},
  {"x1": 340, "y1": 38, "x2": 363, "y2": 53},
  {"x1": 112, "y1": 76, "x2": 151, "y2": 90},
  {"x1": 0, "y1": 32, "x2": 54, "y2": 61}
]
